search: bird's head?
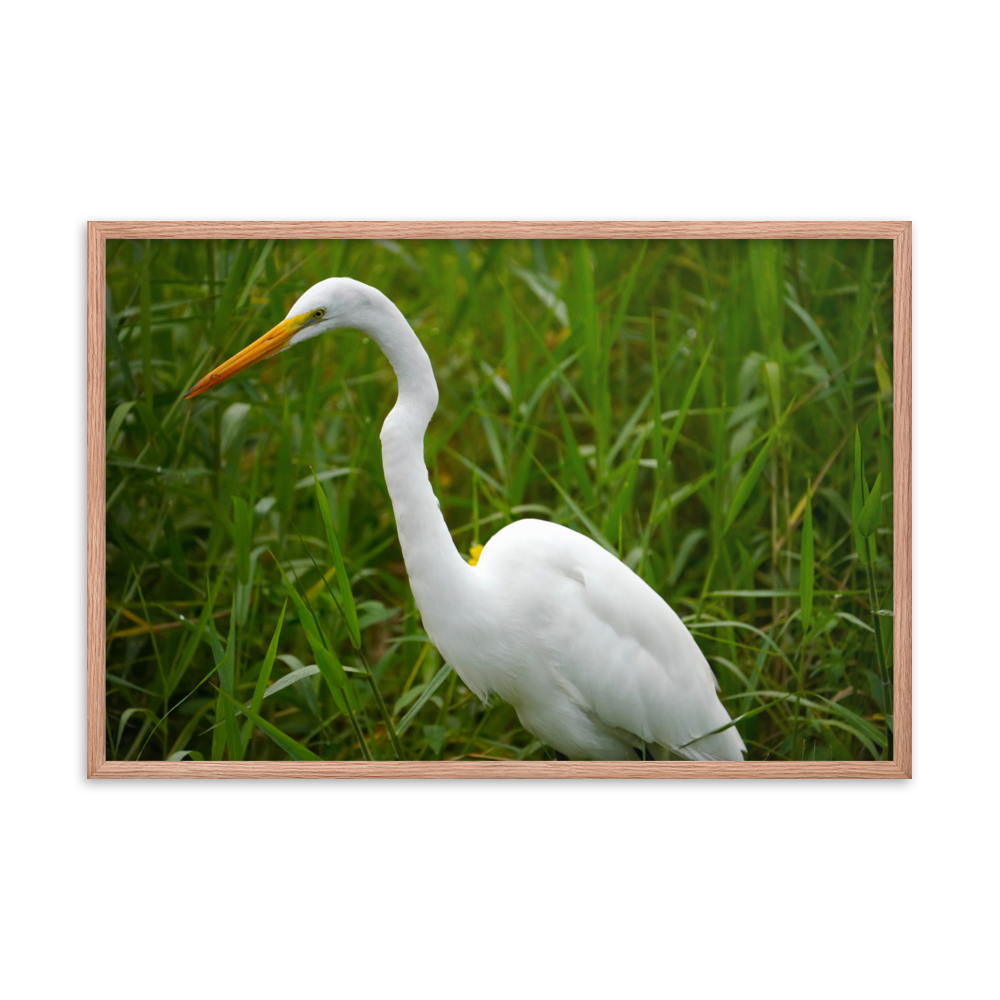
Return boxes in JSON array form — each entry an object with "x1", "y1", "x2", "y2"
[{"x1": 184, "y1": 277, "x2": 370, "y2": 399}]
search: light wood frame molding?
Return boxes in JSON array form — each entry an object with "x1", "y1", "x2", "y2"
[{"x1": 88, "y1": 221, "x2": 912, "y2": 779}]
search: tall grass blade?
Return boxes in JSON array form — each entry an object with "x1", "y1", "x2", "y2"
[
  {"x1": 529, "y1": 451, "x2": 615, "y2": 554},
  {"x1": 279, "y1": 569, "x2": 347, "y2": 689},
  {"x1": 165, "y1": 592, "x2": 214, "y2": 697},
  {"x1": 106, "y1": 401, "x2": 136, "y2": 456},
  {"x1": 608, "y1": 240, "x2": 647, "y2": 345},
  {"x1": 606, "y1": 389, "x2": 653, "y2": 469},
  {"x1": 749, "y1": 240, "x2": 785, "y2": 357},
  {"x1": 138, "y1": 658, "x2": 226, "y2": 761},
  {"x1": 649, "y1": 315, "x2": 664, "y2": 470},
  {"x1": 276, "y1": 398, "x2": 293, "y2": 515},
  {"x1": 852, "y1": 425, "x2": 867, "y2": 554},
  {"x1": 723, "y1": 434, "x2": 776, "y2": 534},
  {"x1": 117, "y1": 707, "x2": 158, "y2": 758},
  {"x1": 662, "y1": 340, "x2": 714, "y2": 469},
  {"x1": 210, "y1": 619, "x2": 241, "y2": 761},
  {"x1": 313, "y1": 473, "x2": 361, "y2": 649},
  {"x1": 569, "y1": 241, "x2": 599, "y2": 400},
  {"x1": 800, "y1": 482, "x2": 814, "y2": 633},
  {"x1": 217, "y1": 688, "x2": 321, "y2": 761},
  {"x1": 235, "y1": 239, "x2": 276, "y2": 310},
  {"x1": 604, "y1": 457, "x2": 640, "y2": 541},
  {"x1": 786, "y1": 297, "x2": 846, "y2": 406},
  {"x1": 241, "y1": 600, "x2": 287, "y2": 757},
  {"x1": 232, "y1": 497, "x2": 252, "y2": 586},
  {"x1": 859, "y1": 472, "x2": 882, "y2": 538},
  {"x1": 211, "y1": 241, "x2": 252, "y2": 347},
  {"x1": 679, "y1": 694, "x2": 790, "y2": 749},
  {"x1": 396, "y1": 663, "x2": 454, "y2": 735}
]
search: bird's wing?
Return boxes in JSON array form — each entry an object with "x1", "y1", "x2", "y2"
[
  {"x1": 561, "y1": 553, "x2": 744, "y2": 760},
  {"x1": 482, "y1": 519, "x2": 745, "y2": 760}
]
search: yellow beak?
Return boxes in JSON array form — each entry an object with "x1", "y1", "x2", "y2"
[{"x1": 184, "y1": 312, "x2": 312, "y2": 399}]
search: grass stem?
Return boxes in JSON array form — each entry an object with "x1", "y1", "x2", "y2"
[{"x1": 865, "y1": 558, "x2": 892, "y2": 758}]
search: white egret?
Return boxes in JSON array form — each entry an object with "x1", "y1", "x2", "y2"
[{"x1": 186, "y1": 277, "x2": 745, "y2": 761}]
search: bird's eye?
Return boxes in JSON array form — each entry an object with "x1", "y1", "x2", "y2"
[{"x1": 313, "y1": 308, "x2": 325, "y2": 319}]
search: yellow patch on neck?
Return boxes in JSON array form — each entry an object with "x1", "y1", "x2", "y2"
[{"x1": 468, "y1": 544, "x2": 484, "y2": 567}]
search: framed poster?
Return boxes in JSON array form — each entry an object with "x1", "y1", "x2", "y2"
[{"x1": 88, "y1": 222, "x2": 911, "y2": 777}]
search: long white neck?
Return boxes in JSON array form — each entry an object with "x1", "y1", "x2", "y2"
[{"x1": 343, "y1": 284, "x2": 476, "y2": 643}]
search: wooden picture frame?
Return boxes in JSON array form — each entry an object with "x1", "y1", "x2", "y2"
[{"x1": 89, "y1": 221, "x2": 911, "y2": 778}]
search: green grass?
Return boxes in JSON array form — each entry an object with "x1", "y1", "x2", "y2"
[{"x1": 105, "y1": 237, "x2": 894, "y2": 762}]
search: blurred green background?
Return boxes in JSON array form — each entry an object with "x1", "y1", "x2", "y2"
[{"x1": 104, "y1": 237, "x2": 894, "y2": 762}]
